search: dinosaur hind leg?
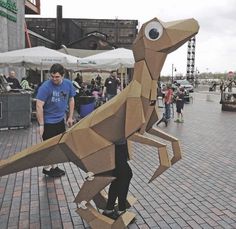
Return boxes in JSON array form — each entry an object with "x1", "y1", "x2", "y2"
[
  {"x1": 148, "y1": 127, "x2": 182, "y2": 165},
  {"x1": 76, "y1": 202, "x2": 136, "y2": 229},
  {"x1": 75, "y1": 176, "x2": 135, "y2": 229}
]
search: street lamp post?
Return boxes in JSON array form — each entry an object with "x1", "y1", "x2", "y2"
[{"x1": 171, "y1": 64, "x2": 176, "y2": 82}]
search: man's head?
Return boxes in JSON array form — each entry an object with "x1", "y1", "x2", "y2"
[
  {"x1": 9, "y1": 71, "x2": 16, "y2": 78},
  {"x1": 49, "y1": 63, "x2": 64, "y2": 85},
  {"x1": 110, "y1": 70, "x2": 117, "y2": 78},
  {"x1": 167, "y1": 83, "x2": 172, "y2": 89}
]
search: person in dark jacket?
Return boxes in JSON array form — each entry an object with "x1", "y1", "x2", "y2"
[
  {"x1": 102, "y1": 70, "x2": 120, "y2": 101},
  {"x1": 175, "y1": 87, "x2": 185, "y2": 123},
  {"x1": 6, "y1": 71, "x2": 22, "y2": 89}
]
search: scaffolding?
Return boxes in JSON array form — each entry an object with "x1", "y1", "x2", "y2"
[{"x1": 186, "y1": 36, "x2": 196, "y2": 83}]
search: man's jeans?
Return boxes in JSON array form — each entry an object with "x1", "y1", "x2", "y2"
[
  {"x1": 165, "y1": 103, "x2": 171, "y2": 120},
  {"x1": 107, "y1": 93, "x2": 116, "y2": 101}
]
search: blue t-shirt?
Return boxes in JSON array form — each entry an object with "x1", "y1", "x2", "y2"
[{"x1": 36, "y1": 79, "x2": 76, "y2": 124}]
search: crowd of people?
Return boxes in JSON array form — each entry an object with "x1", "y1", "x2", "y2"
[
  {"x1": 0, "y1": 70, "x2": 35, "y2": 91},
  {"x1": 0, "y1": 68, "x2": 122, "y2": 114},
  {"x1": 1, "y1": 68, "x2": 190, "y2": 128},
  {"x1": 156, "y1": 82, "x2": 188, "y2": 126}
]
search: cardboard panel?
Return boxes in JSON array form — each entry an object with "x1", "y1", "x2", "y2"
[
  {"x1": 145, "y1": 50, "x2": 167, "y2": 80},
  {"x1": 93, "y1": 190, "x2": 108, "y2": 209},
  {"x1": 132, "y1": 38, "x2": 145, "y2": 62},
  {"x1": 126, "y1": 80, "x2": 142, "y2": 98},
  {"x1": 149, "y1": 127, "x2": 179, "y2": 141},
  {"x1": 150, "y1": 80, "x2": 158, "y2": 100},
  {"x1": 145, "y1": 106, "x2": 160, "y2": 132},
  {"x1": 125, "y1": 98, "x2": 144, "y2": 137},
  {"x1": 90, "y1": 89, "x2": 129, "y2": 127},
  {"x1": 131, "y1": 61, "x2": 145, "y2": 83},
  {"x1": 171, "y1": 140, "x2": 182, "y2": 165},
  {"x1": 74, "y1": 176, "x2": 115, "y2": 203},
  {"x1": 76, "y1": 203, "x2": 113, "y2": 227},
  {"x1": 140, "y1": 62, "x2": 152, "y2": 99},
  {"x1": 81, "y1": 144, "x2": 115, "y2": 174},
  {"x1": 92, "y1": 104, "x2": 126, "y2": 142},
  {"x1": 61, "y1": 128, "x2": 112, "y2": 159},
  {"x1": 0, "y1": 134, "x2": 66, "y2": 176}
]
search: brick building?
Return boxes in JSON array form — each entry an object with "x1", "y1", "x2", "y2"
[{"x1": 25, "y1": 6, "x2": 138, "y2": 50}]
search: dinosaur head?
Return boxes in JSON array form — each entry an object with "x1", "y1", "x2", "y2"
[{"x1": 132, "y1": 17, "x2": 199, "y2": 80}]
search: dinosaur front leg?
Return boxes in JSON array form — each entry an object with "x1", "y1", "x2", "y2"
[
  {"x1": 148, "y1": 127, "x2": 182, "y2": 165},
  {"x1": 128, "y1": 133, "x2": 171, "y2": 182}
]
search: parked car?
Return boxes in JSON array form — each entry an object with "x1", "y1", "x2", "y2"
[
  {"x1": 172, "y1": 86, "x2": 191, "y2": 103},
  {"x1": 174, "y1": 79, "x2": 194, "y2": 92}
]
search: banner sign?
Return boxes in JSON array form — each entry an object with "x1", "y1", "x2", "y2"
[{"x1": 0, "y1": 0, "x2": 17, "y2": 22}]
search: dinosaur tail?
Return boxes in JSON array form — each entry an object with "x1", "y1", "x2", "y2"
[{"x1": 0, "y1": 133, "x2": 70, "y2": 177}]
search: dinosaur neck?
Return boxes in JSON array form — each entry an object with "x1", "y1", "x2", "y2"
[
  {"x1": 130, "y1": 60, "x2": 157, "y2": 102},
  {"x1": 132, "y1": 51, "x2": 167, "y2": 82}
]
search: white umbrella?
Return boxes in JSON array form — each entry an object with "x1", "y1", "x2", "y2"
[
  {"x1": 0, "y1": 46, "x2": 81, "y2": 70},
  {"x1": 80, "y1": 48, "x2": 135, "y2": 89},
  {"x1": 80, "y1": 48, "x2": 135, "y2": 69}
]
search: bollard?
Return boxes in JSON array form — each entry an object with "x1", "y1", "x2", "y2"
[{"x1": 206, "y1": 94, "x2": 213, "y2": 102}]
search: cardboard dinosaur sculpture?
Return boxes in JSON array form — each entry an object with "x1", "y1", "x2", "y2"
[{"x1": 0, "y1": 17, "x2": 199, "y2": 228}]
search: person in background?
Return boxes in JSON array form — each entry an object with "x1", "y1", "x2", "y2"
[
  {"x1": 6, "y1": 70, "x2": 22, "y2": 89},
  {"x1": 74, "y1": 72, "x2": 83, "y2": 87},
  {"x1": 174, "y1": 86, "x2": 185, "y2": 123},
  {"x1": 164, "y1": 83, "x2": 173, "y2": 121},
  {"x1": 20, "y1": 77, "x2": 33, "y2": 91},
  {"x1": 95, "y1": 73, "x2": 102, "y2": 86},
  {"x1": 36, "y1": 63, "x2": 76, "y2": 177},
  {"x1": 102, "y1": 70, "x2": 120, "y2": 101}
]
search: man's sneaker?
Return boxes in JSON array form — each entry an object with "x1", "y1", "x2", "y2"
[
  {"x1": 164, "y1": 119, "x2": 168, "y2": 127},
  {"x1": 102, "y1": 210, "x2": 120, "y2": 220},
  {"x1": 54, "y1": 167, "x2": 65, "y2": 176},
  {"x1": 42, "y1": 168, "x2": 61, "y2": 177}
]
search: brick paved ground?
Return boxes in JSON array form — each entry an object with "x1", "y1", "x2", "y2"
[{"x1": 0, "y1": 88, "x2": 235, "y2": 229}]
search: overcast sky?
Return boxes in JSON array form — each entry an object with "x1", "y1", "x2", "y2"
[{"x1": 34, "y1": 0, "x2": 236, "y2": 76}]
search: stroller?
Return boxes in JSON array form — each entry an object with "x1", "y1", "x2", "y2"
[{"x1": 92, "y1": 89, "x2": 103, "y2": 108}]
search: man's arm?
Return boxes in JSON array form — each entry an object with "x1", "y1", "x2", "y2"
[
  {"x1": 36, "y1": 99, "x2": 45, "y2": 125},
  {"x1": 102, "y1": 86, "x2": 107, "y2": 97},
  {"x1": 36, "y1": 99, "x2": 45, "y2": 139},
  {"x1": 66, "y1": 97, "x2": 75, "y2": 127}
]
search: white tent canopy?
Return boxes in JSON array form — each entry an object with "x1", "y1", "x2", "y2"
[
  {"x1": 80, "y1": 48, "x2": 135, "y2": 70},
  {"x1": 0, "y1": 46, "x2": 81, "y2": 70}
]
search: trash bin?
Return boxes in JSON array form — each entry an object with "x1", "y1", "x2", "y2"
[{"x1": 78, "y1": 96, "x2": 95, "y2": 118}]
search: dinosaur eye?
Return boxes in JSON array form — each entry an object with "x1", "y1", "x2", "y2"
[{"x1": 145, "y1": 21, "x2": 163, "y2": 41}]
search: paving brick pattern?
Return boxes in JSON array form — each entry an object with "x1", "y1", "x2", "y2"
[{"x1": 0, "y1": 90, "x2": 235, "y2": 229}]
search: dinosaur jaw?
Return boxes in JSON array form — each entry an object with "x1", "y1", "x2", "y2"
[{"x1": 161, "y1": 18, "x2": 199, "y2": 54}]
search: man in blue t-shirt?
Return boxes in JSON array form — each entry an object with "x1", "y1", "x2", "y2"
[{"x1": 36, "y1": 63, "x2": 76, "y2": 177}]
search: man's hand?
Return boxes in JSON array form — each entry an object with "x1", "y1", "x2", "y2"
[
  {"x1": 38, "y1": 125, "x2": 44, "y2": 141},
  {"x1": 66, "y1": 117, "x2": 74, "y2": 128}
]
